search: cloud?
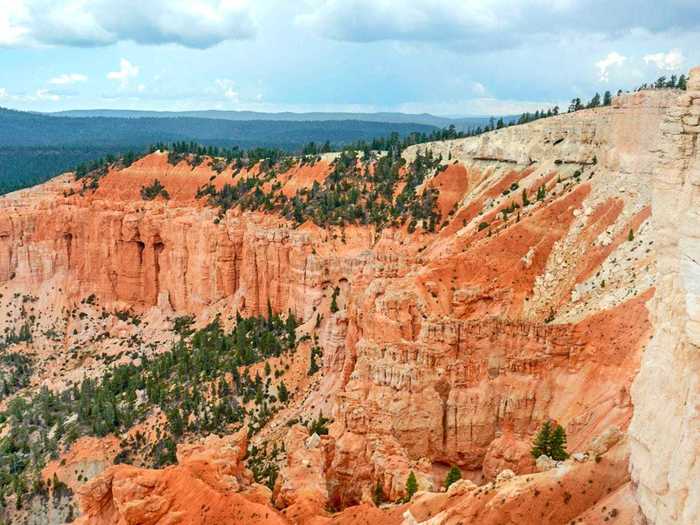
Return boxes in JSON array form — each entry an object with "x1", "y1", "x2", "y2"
[
  {"x1": 49, "y1": 73, "x2": 88, "y2": 85},
  {"x1": 215, "y1": 79, "x2": 239, "y2": 102},
  {"x1": 297, "y1": 0, "x2": 700, "y2": 49},
  {"x1": 35, "y1": 88, "x2": 60, "y2": 101},
  {"x1": 107, "y1": 59, "x2": 139, "y2": 87},
  {"x1": 595, "y1": 52, "x2": 627, "y2": 81},
  {"x1": 1, "y1": 87, "x2": 61, "y2": 102},
  {"x1": 644, "y1": 49, "x2": 685, "y2": 71},
  {"x1": 1, "y1": 0, "x2": 257, "y2": 49},
  {"x1": 471, "y1": 82, "x2": 487, "y2": 96},
  {"x1": 0, "y1": 0, "x2": 30, "y2": 46}
]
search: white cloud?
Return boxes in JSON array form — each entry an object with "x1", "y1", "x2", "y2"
[
  {"x1": 107, "y1": 59, "x2": 139, "y2": 87},
  {"x1": 0, "y1": 0, "x2": 30, "y2": 46},
  {"x1": 49, "y1": 73, "x2": 88, "y2": 85},
  {"x1": 216, "y1": 79, "x2": 239, "y2": 102},
  {"x1": 297, "y1": 0, "x2": 700, "y2": 49},
  {"x1": 0, "y1": 0, "x2": 257, "y2": 49},
  {"x1": 35, "y1": 88, "x2": 60, "y2": 101},
  {"x1": 471, "y1": 82, "x2": 487, "y2": 96},
  {"x1": 595, "y1": 52, "x2": 626, "y2": 82},
  {"x1": 644, "y1": 49, "x2": 685, "y2": 71},
  {"x1": 0, "y1": 87, "x2": 61, "y2": 103}
]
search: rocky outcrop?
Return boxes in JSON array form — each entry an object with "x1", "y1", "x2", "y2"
[
  {"x1": 2, "y1": 79, "x2": 697, "y2": 524},
  {"x1": 629, "y1": 67, "x2": 700, "y2": 525},
  {"x1": 75, "y1": 432, "x2": 287, "y2": 525}
]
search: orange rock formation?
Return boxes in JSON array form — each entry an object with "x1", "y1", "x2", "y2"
[{"x1": 1, "y1": 73, "x2": 697, "y2": 524}]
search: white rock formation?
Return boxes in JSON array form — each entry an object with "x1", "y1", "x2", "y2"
[{"x1": 629, "y1": 66, "x2": 700, "y2": 525}]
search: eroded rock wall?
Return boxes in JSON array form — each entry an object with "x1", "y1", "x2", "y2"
[
  {"x1": 629, "y1": 67, "x2": 700, "y2": 525},
  {"x1": 0, "y1": 85, "x2": 693, "y2": 523}
]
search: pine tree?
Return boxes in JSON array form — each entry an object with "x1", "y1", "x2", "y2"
[
  {"x1": 603, "y1": 91, "x2": 612, "y2": 106},
  {"x1": 550, "y1": 424, "x2": 569, "y2": 460},
  {"x1": 522, "y1": 188, "x2": 530, "y2": 207},
  {"x1": 330, "y1": 287, "x2": 340, "y2": 313},
  {"x1": 445, "y1": 465, "x2": 461, "y2": 489},
  {"x1": 373, "y1": 480, "x2": 384, "y2": 505},
  {"x1": 531, "y1": 420, "x2": 553, "y2": 458},
  {"x1": 536, "y1": 184, "x2": 546, "y2": 201},
  {"x1": 278, "y1": 380, "x2": 289, "y2": 403},
  {"x1": 678, "y1": 74, "x2": 687, "y2": 90},
  {"x1": 405, "y1": 471, "x2": 418, "y2": 501},
  {"x1": 628, "y1": 228, "x2": 634, "y2": 242}
]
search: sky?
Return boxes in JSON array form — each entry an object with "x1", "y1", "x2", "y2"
[{"x1": 0, "y1": 0, "x2": 699, "y2": 116}]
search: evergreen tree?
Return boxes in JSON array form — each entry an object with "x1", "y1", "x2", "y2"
[
  {"x1": 603, "y1": 91, "x2": 613, "y2": 106},
  {"x1": 522, "y1": 188, "x2": 530, "y2": 207},
  {"x1": 531, "y1": 420, "x2": 553, "y2": 458},
  {"x1": 373, "y1": 480, "x2": 384, "y2": 505},
  {"x1": 330, "y1": 287, "x2": 340, "y2": 313},
  {"x1": 550, "y1": 424, "x2": 569, "y2": 460},
  {"x1": 531, "y1": 420, "x2": 569, "y2": 460},
  {"x1": 278, "y1": 380, "x2": 289, "y2": 403},
  {"x1": 536, "y1": 184, "x2": 546, "y2": 201},
  {"x1": 405, "y1": 471, "x2": 418, "y2": 501},
  {"x1": 444, "y1": 465, "x2": 461, "y2": 489},
  {"x1": 628, "y1": 228, "x2": 634, "y2": 242},
  {"x1": 678, "y1": 74, "x2": 687, "y2": 90}
]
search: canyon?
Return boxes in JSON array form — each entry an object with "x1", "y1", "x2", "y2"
[{"x1": 0, "y1": 68, "x2": 697, "y2": 525}]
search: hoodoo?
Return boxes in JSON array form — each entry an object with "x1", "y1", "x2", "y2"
[{"x1": 0, "y1": 69, "x2": 698, "y2": 525}]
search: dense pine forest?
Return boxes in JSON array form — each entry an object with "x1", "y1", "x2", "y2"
[{"x1": 0, "y1": 108, "x2": 439, "y2": 195}]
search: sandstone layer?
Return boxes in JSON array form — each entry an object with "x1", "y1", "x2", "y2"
[
  {"x1": 0, "y1": 77, "x2": 696, "y2": 524},
  {"x1": 628, "y1": 66, "x2": 700, "y2": 525}
]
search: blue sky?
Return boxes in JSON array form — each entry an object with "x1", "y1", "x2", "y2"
[{"x1": 0, "y1": 0, "x2": 699, "y2": 116}]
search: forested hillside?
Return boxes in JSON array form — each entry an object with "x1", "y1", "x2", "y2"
[{"x1": 0, "y1": 108, "x2": 438, "y2": 194}]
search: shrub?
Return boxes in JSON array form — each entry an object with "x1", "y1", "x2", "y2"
[
  {"x1": 531, "y1": 420, "x2": 569, "y2": 460},
  {"x1": 140, "y1": 179, "x2": 169, "y2": 200},
  {"x1": 445, "y1": 465, "x2": 461, "y2": 489},
  {"x1": 405, "y1": 471, "x2": 418, "y2": 501}
]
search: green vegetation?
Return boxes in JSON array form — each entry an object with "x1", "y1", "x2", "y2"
[
  {"x1": 516, "y1": 106, "x2": 560, "y2": 125},
  {"x1": 307, "y1": 412, "x2": 330, "y2": 436},
  {"x1": 405, "y1": 471, "x2": 418, "y2": 501},
  {"x1": 635, "y1": 74, "x2": 687, "y2": 91},
  {"x1": 195, "y1": 147, "x2": 444, "y2": 231},
  {"x1": 308, "y1": 344, "x2": 322, "y2": 376},
  {"x1": 0, "y1": 352, "x2": 32, "y2": 401},
  {"x1": 140, "y1": 179, "x2": 169, "y2": 200},
  {"x1": 0, "y1": 310, "x2": 299, "y2": 508},
  {"x1": 0, "y1": 107, "x2": 442, "y2": 195},
  {"x1": 567, "y1": 75, "x2": 688, "y2": 115},
  {"x1": 531, "y1": 420, "x2": 569, "y2": 461},
  {"x1": 444, "y1": 465, "x2": 461, "y2": 489},
  {"x1": 330, "y1": 287, "x2": 340, "y2": 313},
  {"x1": 247, "y1": 441, "x2": 282, "y2": 491},
  {"x1": 373, "y1": 480, "x2": 384, "y2": 505}
]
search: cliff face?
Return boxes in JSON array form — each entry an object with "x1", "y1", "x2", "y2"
[
  {"x1": 629, "y1": 67, "x2": 700, "y2": 525},
  {"x1": 0, "y1": 82, "x2": 693, "y2": 524}
]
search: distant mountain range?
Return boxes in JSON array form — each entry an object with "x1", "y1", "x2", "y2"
[
  {"x1": 0, "y1": 107, "x2": 445, "y2": 195},
  {"x1": 49, "y1": 109, "x2": 515, "y2": 132}
]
